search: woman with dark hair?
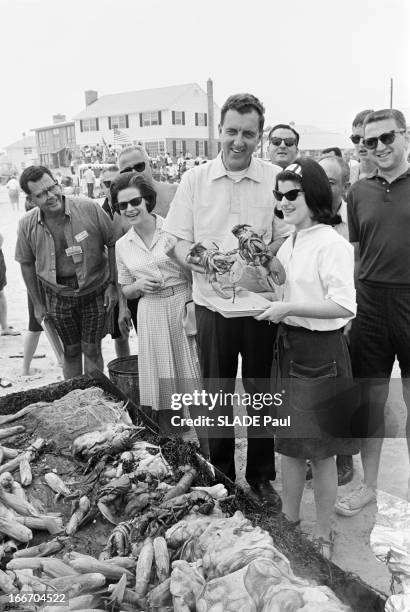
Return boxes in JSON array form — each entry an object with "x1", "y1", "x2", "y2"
[
  {"x1": 256, "y1": 157, "x2": 357, "y2": 559},
  {"x1": 113, "y1": 173, "x2": 205, "y2": 446}
]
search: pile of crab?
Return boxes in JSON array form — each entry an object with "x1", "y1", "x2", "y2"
[{"x1": 186, "y1": 224, "x2": 286, "y2": 298}]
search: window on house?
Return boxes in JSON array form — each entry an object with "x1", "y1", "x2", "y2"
[
  {"x1": 109, "y1": 115, "x2": 129, "y2": 129},
  {"x1": 172, "y1": 111, "x2": 185, "y2": 125},
  {"x1": 40, "y1": 154, "x2": 50, "y2": 166},
  {"x1": 140, "y1": 112, "x2": 162, "y2": 127},
  {"x1": 144, "y1": 141, "x2": 165, "y2": 157},
  {"x1": 80, "y1": 118, "x2": 99, "y2": 132},
  {"x1": 195, "y1": 112, "x2": 207, "y2": 127},
  {"x1": 38, "y1": 131, "x2": 47, "y2": 146},
  {"x1": 23, "y1": 147, "x2": 33, "y2": 155}
]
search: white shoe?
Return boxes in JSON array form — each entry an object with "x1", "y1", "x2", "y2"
[{"x1": 335, "y1": 483, "x2": 376, "y2": 517}]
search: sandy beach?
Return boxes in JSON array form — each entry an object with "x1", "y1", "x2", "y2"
[{"x1": 0, "y1": 184, "x2": 408, "y2": 596}]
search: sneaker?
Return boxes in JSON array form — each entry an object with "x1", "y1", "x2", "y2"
[{"x1": 335, "y1": 483, "x2": 376, "y2": 517}]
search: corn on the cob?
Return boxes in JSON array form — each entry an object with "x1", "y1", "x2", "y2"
[
  {"x1": 11, "y1": 480, "x2": 27, "y2": 502},
  {"x1": 7, "y1": 558, "x2": 44, "y2": 572},
  {"x1": 0, "y1": 567, "x2": 18, "y2": 594},
  {"x1": 0, "y1": 426, "x2": 25, "y2": 440},
  {"x1": 153, "y1": 537, "x2": 170, "y2": 583},
  {"x1": 68, "y1": 557, "x2": 133, "y2": 581},
  {"x1": 108, "y1": 575, "x2": 144, "y2": 607},
  {"x1": 0, "y1": 484, "x2": 39, "y2": 516},
  {"x1": 15, "y1": 515, "x2": 64, "y2": 535},
  {"x1": 66, "y1": 594, "x2": 97, "y2": 610},
  {"x1": 0, "y1": 447, "x2": 19, "y2": 460},
  {"x1": 44, "y1": 472, "x2": 71, "y2": 497},
  {"x1": 66, "y1": 496, "x2": 91, "y2": 536},
  {"x1": 97, "y1": 500, "x2": 117, "y2": 525},
  {"x1": 135, "y1": 537, "x2": 154, "y2": 598},
  {"x1": 106, "y1": 557, "x2": 136, "y2": 569},
  {"x1": 19, "y1": 457, "x2": 32, "y2": 486},
  {"x1": 41, "y1": 557, "x2": 78, "y2": 578},
  {"x1": 0, "y1": 517, "x2": 33, "y2": 542},
  {"x1": 13, "y1": 538, "x2": 66, "y2": 558},
  {"x1": 47, "y1": 572, "x2": 106, "y2": 598},
  {"x1": 146, "y1": 577, "x2": 172, "y2": 608}
]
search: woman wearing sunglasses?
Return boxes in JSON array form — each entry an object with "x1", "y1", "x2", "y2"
[
  {"x1": 256, "y1": 157, "x2": 357, "y2": 559},
  {"x1": 112, "y1": 173, "x2": 205, "y2": 446}
]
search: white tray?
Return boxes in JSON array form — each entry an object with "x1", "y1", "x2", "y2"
[{"x1": 202, "y1": 290, "x2": 271, "y2": 318}]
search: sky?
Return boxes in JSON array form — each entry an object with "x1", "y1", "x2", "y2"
[{"x1": 1, "y1": 0, "x2": 409, "y2": 148}]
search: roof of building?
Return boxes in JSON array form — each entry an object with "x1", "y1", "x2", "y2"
[
  {"x1": 32, "y1": 120, "x2": 75, "y2": 132},
  {"x1": 5, "y1": 135, "x2": 36, "y2": 150},
  {"x1": 74, "y1": 82, "x2": 211, "y2": 120}
]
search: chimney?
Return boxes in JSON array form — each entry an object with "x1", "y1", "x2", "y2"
[
  {"x1": 85, "y1": 90, "x2": 98, "y2": 106},
  {"x1": 53, "y1": 114, "x2": 66, "y2": 124},
  {"x1": 207, "y1": 78, "x2": 216, "y2": 159}
]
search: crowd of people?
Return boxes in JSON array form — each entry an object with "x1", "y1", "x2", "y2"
[{"x1": 1, "y1": 91, "x2": 409, "y2": 562}]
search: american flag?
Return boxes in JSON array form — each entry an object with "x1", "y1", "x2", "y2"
[{"x1": 113, "y1": 127, "x2": 131, "y2": 146}]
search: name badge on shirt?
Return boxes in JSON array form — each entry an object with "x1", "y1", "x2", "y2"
[
  {"x1": 65, "y1": 245, "x2": 83, "y2": 257},
  {"x1": 75, "y1": 230, "x2": 88, "y2": 242}
]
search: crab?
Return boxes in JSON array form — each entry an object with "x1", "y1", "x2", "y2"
[
  {"x1": 231, "y1": 224, "x2": 286, "y2": 289},
  {"x1": 186, "y1": 242, "x2": 238, "y2": 299}
]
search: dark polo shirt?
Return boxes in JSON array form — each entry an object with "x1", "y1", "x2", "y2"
[{"x1": 347, "y1": 167, "x2": 410, "y2": 285}]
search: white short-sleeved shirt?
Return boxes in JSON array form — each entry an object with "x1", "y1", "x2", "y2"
[
  {"x1": 163, "y1": 153, "x2": 293, "y2": 307},
  {"x1": 115, "y1": 215, "x2": 188, "y2": 288},
  {"x1": 276, "y1": 224, "x2": 356, "y2": 331}
]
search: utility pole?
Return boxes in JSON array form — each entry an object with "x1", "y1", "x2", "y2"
[{"x1": 390, "y1": 77, "x2": 393, "y2": 109}]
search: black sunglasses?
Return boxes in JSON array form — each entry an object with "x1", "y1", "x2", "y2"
[
  {"x1": 102, "y1": 180, "x2": 112, "y2": 188},
  {"x1": 273, "y1": 189, "x2": 304, "y2": 202},
  {"x1": 362, "y1": 130, "x2": 406, "y2": 150},
  {"x1": 119, "y1": 162, "x2": 146, "y2": 174},
  {"x1": 270, "y1": 137, "x2": 297, "y2": 147},
  {"x1": 118, "y1": 196, "x2": 144, "y2": 211},
  {"x1": 350, "y1": 135, "x2": 362, "y2": 145}
]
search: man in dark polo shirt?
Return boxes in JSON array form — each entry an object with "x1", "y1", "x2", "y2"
[
  {"x1": 16, "y1": 165, "x2": 117, "y2": 379},
  {"x1": 336, "y1": 109, "x2": 410, "y2": 517}
]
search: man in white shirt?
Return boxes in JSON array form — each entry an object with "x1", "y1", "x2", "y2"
[
  {"x1": 6, "y1": 176, "x2": 20, "y2": 210},
  {"x1": 84, "y1": 166, "x2": 96, "y2": 198},
  {"x1": 163, "y1": 93, "x2": 291, "y2": 513}
]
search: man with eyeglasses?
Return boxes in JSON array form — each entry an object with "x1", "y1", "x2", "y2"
[
  {"x1": 348, "y1": 109, "x2": 376, "y2": 184},
  {"x1": 15, "y1": 165, "x2": 117, "y2": 380},
  {"x1": 100, "y1": 165, "x2": 139, "y2": 358},
  {"x1": 118, "y1": 145, "x2": 177, "y2": 217},
  {"x1": 267, "y1": 124, "x2": 299, "y2": 169},
  {"x1": 335, "y1": 109, "x2": 410, "y2": 517}
]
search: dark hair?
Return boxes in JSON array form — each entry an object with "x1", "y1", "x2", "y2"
[
  {"x1": 275, "y1": 157, "x2": 339, "y2": 226},
  {"x1": 321, "y1": 147, "x2": 342, "y2": 158},
  {"x1": 352, "y1": 109, "x2": 374, "y2": 128},
  {"x1": 19, "y1": 165, "x2": 54, "y2": 195},
  {"x1": 268, "y1": 124, "x2": 300, "y2": 146},
  {"x1": 364, "y1": 108, "x2": 407, "y2": 131},
  {"x1": 110, "y1": 173, "x2": 157, "y2": 213},
  {"x1": 220, "y1": 93, "x2": 265, "y2": 132}
]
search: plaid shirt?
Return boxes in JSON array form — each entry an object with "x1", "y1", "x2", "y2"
[{"x1": 15, "y1": 196, "x2": 115, "y2": 295}]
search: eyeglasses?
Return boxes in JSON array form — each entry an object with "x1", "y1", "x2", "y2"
[
  {"x1": 273, "y1": 189, "x2": 304, "y2": 202},
  {"x1": 33, "y1": 182, "x2": 59, "y2": 199},
  {"x1": 102, "y1": 180, "x2": 112, "y2": 188},
  {"x1": 350, "y1": 134, "x2": 362, "y2": 145},
  {"x1": 118, "y1": 196, "x2": 144, "y2": 211},
  {"x1": 362, "y1": 130, "x2": 406, "y2": 150},
  {"x1": 119, "y1": 162, "x2": 146, "y2": 174},
  {"x1": 270, "y1": 137, "x2": 297, "y2": 147}
]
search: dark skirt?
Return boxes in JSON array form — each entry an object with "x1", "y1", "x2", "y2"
[{"x1": 274, "y1": 323, "x2": 359, "y2": 460}]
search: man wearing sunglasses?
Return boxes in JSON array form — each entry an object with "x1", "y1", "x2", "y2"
[
  {"x1": 15, "y1": 165, "x2": 118, "y2": 380},
  {"x1": 335, "y1": 109, "x2": 410, "y2": 518},
  {"x1": 348, "y1": 109, "x2": 376, "y2": 184},
  {"x1": 118, "y1": 145, "x2": 177, "y2": 217},
  {"x1": 163, "y1": 93, "x2": 291, "y2": 514},
  {"x1": 267, "y1": 124, "x2": 299, "y2": 169},
  {"x1": 100, "y1": 165, "x2": 139, "y2": 359}
]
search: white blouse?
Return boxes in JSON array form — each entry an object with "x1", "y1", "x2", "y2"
[
  {"x1": 276, "y1": 224, "x2": 356, "y2": 331},
  {"x1": 115, "y1": 215, "x2": 188, "y2": 288}
]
